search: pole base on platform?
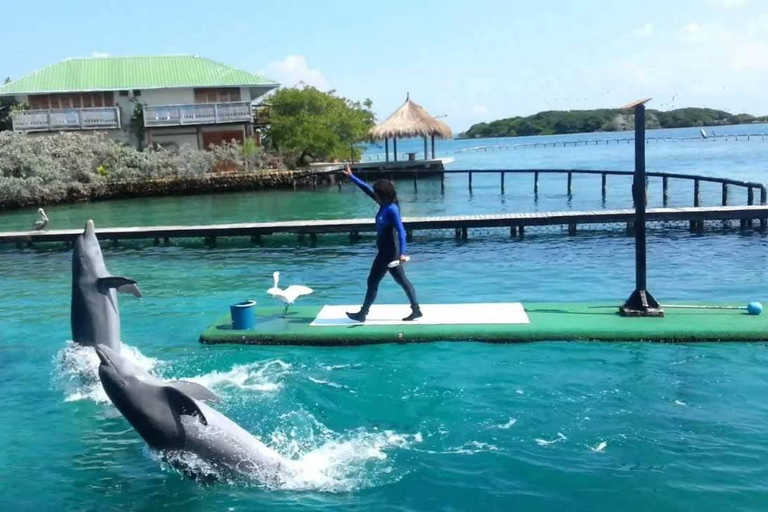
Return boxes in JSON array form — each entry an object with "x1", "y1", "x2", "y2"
[{"x1": 620, "y1": 289, "x2": 665, "y2": 317}]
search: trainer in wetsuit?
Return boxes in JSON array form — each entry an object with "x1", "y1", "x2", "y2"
[{"x1": 342, "y1": 164, "x2": 422, "y2": 322}]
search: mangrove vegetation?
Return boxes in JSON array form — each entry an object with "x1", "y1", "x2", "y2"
[{"x1": 460, "y1": 107, "x2": 768, "y2": 139}]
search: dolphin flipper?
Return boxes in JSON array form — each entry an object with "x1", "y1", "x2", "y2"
[
  {"x1": 98, "y1": 277, "x2": 142, "y2": 298},
  {"x1": 165, "y1": 386, "x2": 208, "y2": 426},
  {"x1": 167, "y1": 381, "x2": 219, "y2": 403}
]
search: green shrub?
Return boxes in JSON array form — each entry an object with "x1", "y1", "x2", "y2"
[{"x1": 0, "y1": 132, "x2": 285, "y2": 208}]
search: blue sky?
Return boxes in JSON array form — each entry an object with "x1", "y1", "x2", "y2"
[{"x1": 2, "y1": 0, "x2": 766, "y2": 131}]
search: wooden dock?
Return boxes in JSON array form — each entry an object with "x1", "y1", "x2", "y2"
[{"x1": 2, "y1": 205, "x2": 767, "y2": 247}]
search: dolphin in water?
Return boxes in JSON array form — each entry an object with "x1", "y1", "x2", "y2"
[
  {"x1": 96, "y1": 344, "x2": 294, "y2": 483},
  {"x1": 72, "y1": 220, "x2": 141, "y2": 351}
]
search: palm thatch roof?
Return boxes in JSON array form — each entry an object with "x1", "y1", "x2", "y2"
[{"x1": 369, "y1": 96, "x2": 453, "y2": 140}]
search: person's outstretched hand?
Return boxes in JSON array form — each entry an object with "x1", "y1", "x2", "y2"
[{"x1": 342, "y1": 163, "x2": 353, "y2": 177}]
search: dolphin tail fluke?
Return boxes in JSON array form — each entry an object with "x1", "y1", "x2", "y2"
[{"x1": 98, "y1": 277, "x2": 143, "y2": 298}]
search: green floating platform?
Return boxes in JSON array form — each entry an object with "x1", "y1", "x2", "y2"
[{"x1": 199, "y1": 303, "x2": 768, "y2": 345}]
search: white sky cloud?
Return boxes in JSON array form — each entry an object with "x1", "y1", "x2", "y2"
[
  {"x1": 263, "y1": 55, "x2": 329, "y2": 90},
  {"x1": 710, "y1": 0, "x2": 747, "y2": 8},
  {"x1": 680, "y1": 22, "x2": 703, "y2": 34},
  {"x1": 91, "y1": 52, "x2": 110, "y2": 58},
  {"x1": 634, "y1": 23, "x2": 655, "y2": 38}
]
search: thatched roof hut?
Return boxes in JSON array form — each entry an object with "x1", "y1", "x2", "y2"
[{"x1": 369, "y1": 95, "x2": 452, "y2": 161}]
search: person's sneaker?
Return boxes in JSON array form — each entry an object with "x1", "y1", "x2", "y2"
[
  {"x1": 346, "y1": 311, "x2": 367, "y2": 322},
  {"x1": 402, "y1": 308, "x2": 423, "y2": 321}
]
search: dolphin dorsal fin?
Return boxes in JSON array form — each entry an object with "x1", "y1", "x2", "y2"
[
  {"x1": 167, "y1": 381, "x2": 219, "y2": 403},
  {"x1": 98, "y1": 277, "x2": 142, "y2": 298},
  {"x1": 165, "y1": 386, "x2": 208, "y2": 426}
]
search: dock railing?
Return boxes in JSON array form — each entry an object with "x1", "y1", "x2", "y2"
[{"x1": 342, "y1": 168, "x2": 768, "y2": 208}]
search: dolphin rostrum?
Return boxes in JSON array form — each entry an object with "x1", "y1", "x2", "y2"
[
  {"x1": 71, "y1": 220, "x2": 141, "y2": 351},
  {"x1": 96, "y1": 344, "x2": 294, "y2": 482}
]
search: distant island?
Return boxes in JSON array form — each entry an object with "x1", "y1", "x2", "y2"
[{"x1": 460, "y1": 108, "x2": 768, "y2": 139}]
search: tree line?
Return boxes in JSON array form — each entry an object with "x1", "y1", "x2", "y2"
[{"x1": 460, "y1": 107, "x2": 768, "y2": 139}]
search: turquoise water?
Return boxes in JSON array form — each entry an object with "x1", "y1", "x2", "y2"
[{"x1": 3, "y1": 126, "x2": 768, "y2": 511}]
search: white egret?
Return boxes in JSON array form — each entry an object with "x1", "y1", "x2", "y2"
[
  {"x1": 32, "y1": 208, "x2": 49, "y2": 230},
  {"x1": 266, "y1": 272, "x2": 313, "y2": 315}
]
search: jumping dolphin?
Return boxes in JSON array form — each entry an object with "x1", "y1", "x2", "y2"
[
  {"x1": 72, "y1": 220, "x2": 141, "y2": 351},
  {"x1": 96, "y1": 344, "x2": 218, "y2": 402},
  {"x1": 96, "y1": 344, "x2": 294, "y2": 482}
]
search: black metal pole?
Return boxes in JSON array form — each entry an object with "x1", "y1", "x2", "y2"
[
  {"x1": 621, "y1": 101, "x2": 663, "y2": 317},
  {"x1": 634, "y1": 104, "x2": 647, "y2": 291}
]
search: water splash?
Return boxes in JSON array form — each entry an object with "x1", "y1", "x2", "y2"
[
  {"x1": 187, "y1": 359, "x2": 291, "y2": 393},
  {"x1": 53, "y1": 341, "x2": 158, "y2": 403},
  {"x1": 152, "y1": 424, "x2": 420, "y2": 493},
  {"x1": 535, "y1": 432, "x2": 567, "y2": 446},
  {"x1": 308, "y1": 376, "x2": 344, "y2": 389},
  {"x1": 496, "y1": 418, "x2": 517, "y2": 429}
]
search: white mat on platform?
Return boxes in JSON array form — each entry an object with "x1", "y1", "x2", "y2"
[{"x1": 309, "y1": 303, "x2": 530, "y2": 326}]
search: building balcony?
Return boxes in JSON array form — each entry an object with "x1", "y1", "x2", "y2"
[
  {"x1": 12, "y1": 107, "x2": 121, "y2": 132},
  {"x1": 143, "y1": 102, "x2": 252, "y2": 128}
]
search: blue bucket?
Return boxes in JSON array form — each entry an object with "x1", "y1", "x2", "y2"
[{"x1": 230, "y1": 300, "x2": 256, "y2": 330}]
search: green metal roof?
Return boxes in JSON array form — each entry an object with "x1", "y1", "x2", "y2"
[{"x1": 0, "y1": 55, "x2": 278, "y2": 96}]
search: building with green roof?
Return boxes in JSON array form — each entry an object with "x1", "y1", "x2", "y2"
[{"x1": 0, "y1": 55, "x2": 279, "y2": 150}]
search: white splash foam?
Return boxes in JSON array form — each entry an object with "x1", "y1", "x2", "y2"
[
  {"x1": 188, "y1": 360, "x2": 291, "y2": 393},
  {"x1": 321, "y1": 363, "x2": 363, "y2": 371},
  {"x1": 53, "y1": 341, "x2": 158, "y2": 403},
  {"x1": 154, "y1": 426, "x2": 420, "y2": 493},
  {"x1": 308, "y1": 376, "x2": 343, "y2": 389},
  {"x1": 413, "y1": 439, "x2": 497, "y2": 455},
  {"x1": 590, "y1": 441, "x2": 608, "y2": 452},
  {"x1": 452, "y1": 441, "x2": 499, "y2": 454},
  {"x1": 282, "y1": 430, "x2": 421, "y2": 492},
  {"x1": 496, "y1": 418, "x2": 517, "y2": 429},
  {"x1": 675, "y1": 400, "x2": 687, "y2": 406},
  {"x1": 535, "y1": 432, "x2": 567, "y2": 446}
]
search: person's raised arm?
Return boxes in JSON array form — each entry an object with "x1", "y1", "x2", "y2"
[{"x1": 342, "y1": 164, "x2": 378, "y2": 202}]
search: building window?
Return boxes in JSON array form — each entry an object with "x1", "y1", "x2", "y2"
[
  {"x1": 29, "y1": 92, "x2": 115, "y2": 110},
  {"x1": 194, "y1": 88, "x2": 241, "y2": 103},
  {"x1": 132, "y1": 90, "x2": 141, "y2": 96}
]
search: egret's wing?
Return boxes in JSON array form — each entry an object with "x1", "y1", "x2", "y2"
[
  {"x1": 286, "y1": 285, "x2": 312, "y2": 295},
  {"x1": 283, "y1": 285, "x2": 313, "y2": 302}
]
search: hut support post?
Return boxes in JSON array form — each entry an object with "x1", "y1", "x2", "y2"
[
  {"x1": 423, "y1": 136, "x2": 428, "y2": 160},
  {"x1": 394, "y1": 138, "x2": 398, "y2": 162},
  {"x1": 621, "y1": 101, "x2": 663, "y2": 317},
  {"x1": 385, "y1": 138, "x2": 389, "y2": 162},
  {"x1": 431, "y1": 135, "x2": 435, "y2": 159}
]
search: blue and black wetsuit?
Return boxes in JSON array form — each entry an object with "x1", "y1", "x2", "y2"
[{"x1": 348, "y1": 174, "x2": 420, "y2": 317}]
